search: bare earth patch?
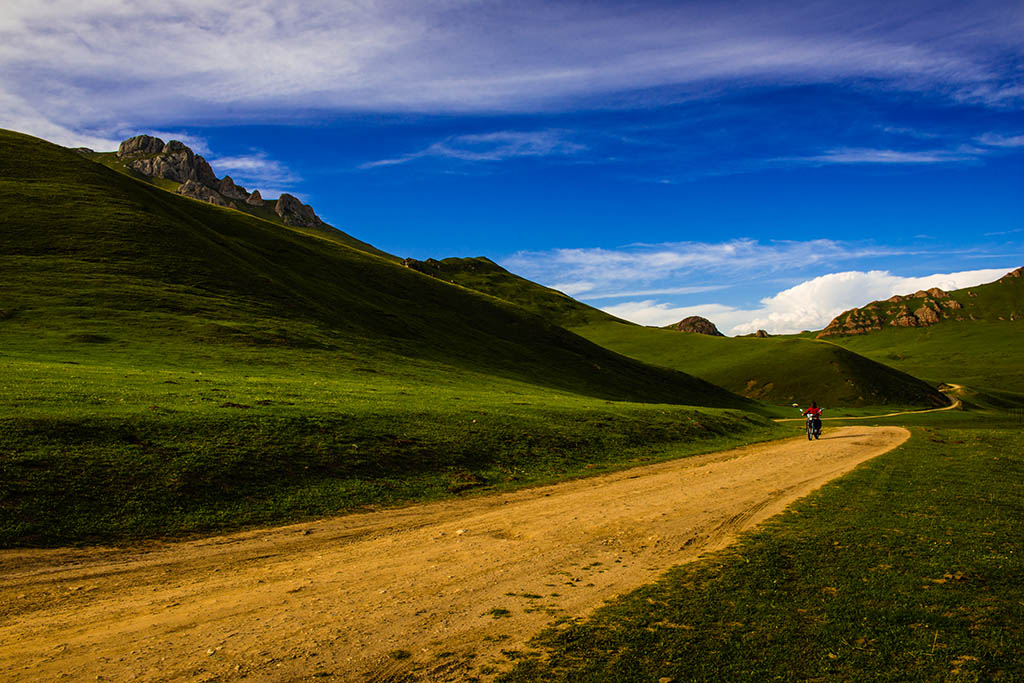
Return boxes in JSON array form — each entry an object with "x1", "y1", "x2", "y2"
[{"x1": 0, "y1": 426, "x2": 908, "y2": 681}]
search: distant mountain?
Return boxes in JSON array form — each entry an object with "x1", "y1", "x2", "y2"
[
  {"x1": 822, "y1": 268, "x2": 1024, "y2": 393},
  {"x1": 0, "y1": 129, "x2": 750, "y2": 409},
  {"x1": 818, "y1": 267, "x2": 1023, "y2": 338}
]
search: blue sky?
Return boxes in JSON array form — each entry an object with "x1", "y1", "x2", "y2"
[{"x1": 2, "y1": 0, "x2": 1022, "y2": 334}]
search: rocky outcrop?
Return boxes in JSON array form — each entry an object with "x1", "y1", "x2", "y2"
[
  {"x1": 275, "y1": 193, "x2": 323, "y2": 228},
  {"x1": 218, "y1": 175, "x2": 249, "y2": 200},
  {"x1": 820, "y1": 292, "x2": 956, "y2": 336},
  {"x1": 668, "y1": 316, "x2": 725, "y2": 336},
  {"x1": 817, "y1": 268, "x2": 1023, "y2": 337},
  {"x1": 113, "y1": 135, "x2": 329, "y2": 229},
  {"x1": 127, "y1": 140, "x2": 219, "y2": 187},
  {"x1": 117, "y1": 134, "x2": 165, "y2": 158},
  {"x1": 177, "y1": 180, "x2": 230, "y2": 207},
  {"x1": 754, "y1": 329, "x2": 770, "y2": 338}
]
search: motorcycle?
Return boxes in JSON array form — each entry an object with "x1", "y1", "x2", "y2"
[
  {"x1": 793, "y1": 403, "x2": 822, "y2": 440},
  {"x1": 805, "y1": 412, "x2": 822, "y2": 440}
]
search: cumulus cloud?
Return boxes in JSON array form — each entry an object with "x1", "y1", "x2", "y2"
[
  {"x1": 609, "y1": 268, "x2": 1016, "y2": 336},
  {"x1": 504, "y1": 237, "x2": 1019, "y2": 335}
]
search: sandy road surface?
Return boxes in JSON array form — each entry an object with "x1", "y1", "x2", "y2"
[{"x1": 0, "y1": 425, "x2": 908, "y2": 682}]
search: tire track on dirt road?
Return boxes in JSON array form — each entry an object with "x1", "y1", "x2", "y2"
[{"x1": 0, "y1": 425, "x2": 909, "y2": 682}]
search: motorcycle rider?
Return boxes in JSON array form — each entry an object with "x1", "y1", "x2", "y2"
[{"x1": 802, "y1": 401, "x2": 823, "y2": 438}]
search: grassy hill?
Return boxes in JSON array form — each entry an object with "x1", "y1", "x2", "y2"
[
  {"x1": 84, "y1": 147, "x2": 396, "y2": 260},
  {"x1": 401, "y1": 256, "x2": 624, "y2": 327},
  {"x1": 0, "y1": 129, "x2": 752, "y2": 407},
  {"x1": 822, "y1": 269, "x2": 1023, "y2": 393},
  {"x1": 0, "y1": 129, "x2": 781, "y2": 545},
  {"x1": 569, "y1": 322, "x2": 949, "y2": 410},
  {"x1": 401, "y1": 255, "x2": 950, "y2": 410}
]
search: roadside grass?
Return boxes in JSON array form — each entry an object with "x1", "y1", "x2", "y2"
[
  {"x1": 0, "y1": 343, "x2": 784, "y2": 547},
  {"x1": 502, "y1": 412, "x2": 1024, "y2": 681}
]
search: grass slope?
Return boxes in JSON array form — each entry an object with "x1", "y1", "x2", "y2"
[
  {"x1": 405, "y1": 255, "x2": 949, "y2": 410},
  {"x1": 0, "y1": 129, "x2": 780, "y2": 546},
  {"x1": 402, "y1": 256, "x2": 624, "y2": 327},
  {"x1": 823, "y1": 269, "x2": 1024, "y2": 394},
  {"x1": 570, "y1": 321, "x2": 949, "y2": 410},
  {"x1": 0, "y1": 129, "x2": 746, "y2": 408},
  {"x1": 85, "y1": 148, "x2": 395, "y2": 260},
  {"x1": 504, "y1": 410, "x2": 1024, "y2": 682}
]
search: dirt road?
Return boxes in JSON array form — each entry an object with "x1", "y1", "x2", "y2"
[{"x1": 0, "y1": 425, "x2": 908, "y2": 682}]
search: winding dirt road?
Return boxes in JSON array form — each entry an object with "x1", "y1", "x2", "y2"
[{"x1": 0, "y1": 425, "x2": 908, "y2": 682}]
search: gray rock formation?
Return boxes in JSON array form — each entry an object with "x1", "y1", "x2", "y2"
[
  {"x1": 275, "y1": 193, "x2": 323, "y2": 228},
  {"x1": 177, "y1": 179, "x2": 229, "y2": 207},
  {"x1": 117, "y1": 135, "x2": 165, "y2": 158},
  {"x1": 114, "y1": 135, "x2": 332, "y2": 229},
  {"x1": 127, "y1": 140, "x2": 219, "y2": 188},
  {"x1": 218, "y1": 175, "x2": 249, "y2": 200}
]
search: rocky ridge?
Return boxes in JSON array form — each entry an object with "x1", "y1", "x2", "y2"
[
  {"x1": 116, "y1": 135, "x2": 322, "y2": 228},
  {"x1": 818, "y1": 267, "x2": 1024, "y2": 338},
  {"x1": 818, "y1": 288, "x2": 962, "y2": 337},
  {"x1": 667, "y1": 316, "x2": 725, "y2": 336}
]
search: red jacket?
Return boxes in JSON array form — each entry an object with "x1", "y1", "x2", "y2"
[{"x1": 803, "y1": 406, "x2": 822, "y2": 417}]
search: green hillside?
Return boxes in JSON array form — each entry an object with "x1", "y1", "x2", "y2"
[
  {"x1": 400, "y1": 253, "x2": 950, "y2": 410},
  {"x1": 0, "y1": 129, "x2": 780, "y2": 545},
  {"x1": 568, "y1": 322, "x2": 949, "y2": 410},
  {"x1": 85, "y1": 147, "x2": 396, "y2": 260},
  {"x1": 401, "y1": 256, "x2": 624, "y2": 327},
  {"x1": 823, "y1": 270, "x2": 1023, "y2": 393},
  {"x1": 0, "y1": 129, "x2": 750, "y2": 407}
]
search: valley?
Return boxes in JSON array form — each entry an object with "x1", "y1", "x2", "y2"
[{"x1": 2, "y1": 127, "x2": 1022, "y2": 681}]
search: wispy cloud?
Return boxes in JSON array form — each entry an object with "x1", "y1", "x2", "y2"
[
  {"x1": 983, "y1": 227, "x2": 1024, "y2": 237},
  {"x1": 1, "y1": 1, "x2": 1021, "y2": 144},
  {"x1": 506, "y1": 238, "x2": 907, "y2": 299},
  {"x1": 361, "y1": 130, "x2": 585, "y2": 168},
  {"x1": 976, "y1": 132, "x2": 1024, "y2": 148},
  {"x1": 208, "y1": 151, "x2": 302, "y2": 193},
  {"x1": 803, "y1": 147, "x2": 979, "y2": 165}
]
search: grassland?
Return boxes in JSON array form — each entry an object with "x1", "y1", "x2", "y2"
[
  {"x1": 407, "y1": 256, "x2": 953, "y2": 411},
  {"x1": 1, "y1": 129, "x2": 786, "y2": 546},
  {"x1": 503, "y1": 406, "x2": 1024, "y2": 681},
  {"x1": 829, "y1": 321, "x2": 1024, "y2": 392},
  {"x1": 0, "y1": 338, "x2": 787, "y2": 546},
  {"x1": 570, "y1": 321, "x2": 949, "y2": 411}
]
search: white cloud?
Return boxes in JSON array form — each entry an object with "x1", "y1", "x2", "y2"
[
  {"x1": 804, "y1": 147, "x2": 978, "y2": 164},
  {"x1": 0, "y1": 1, "x2": 1020, "y2": 143},
  {"x1": 207, "y1": 151, "x2": 301, "y2": 192},
  {"x1": 604, "y1": 267, "x2": 1017, "y2": 336},
  {"x1": 506, "y1": 238, "x2": 905, "y2": 299},
  {"x1": 976, "y1": 133, "x2": 1024, "y2": 148},
  {"x1": 362, "y1": 130, "x2": 585, "y2": 168}
]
